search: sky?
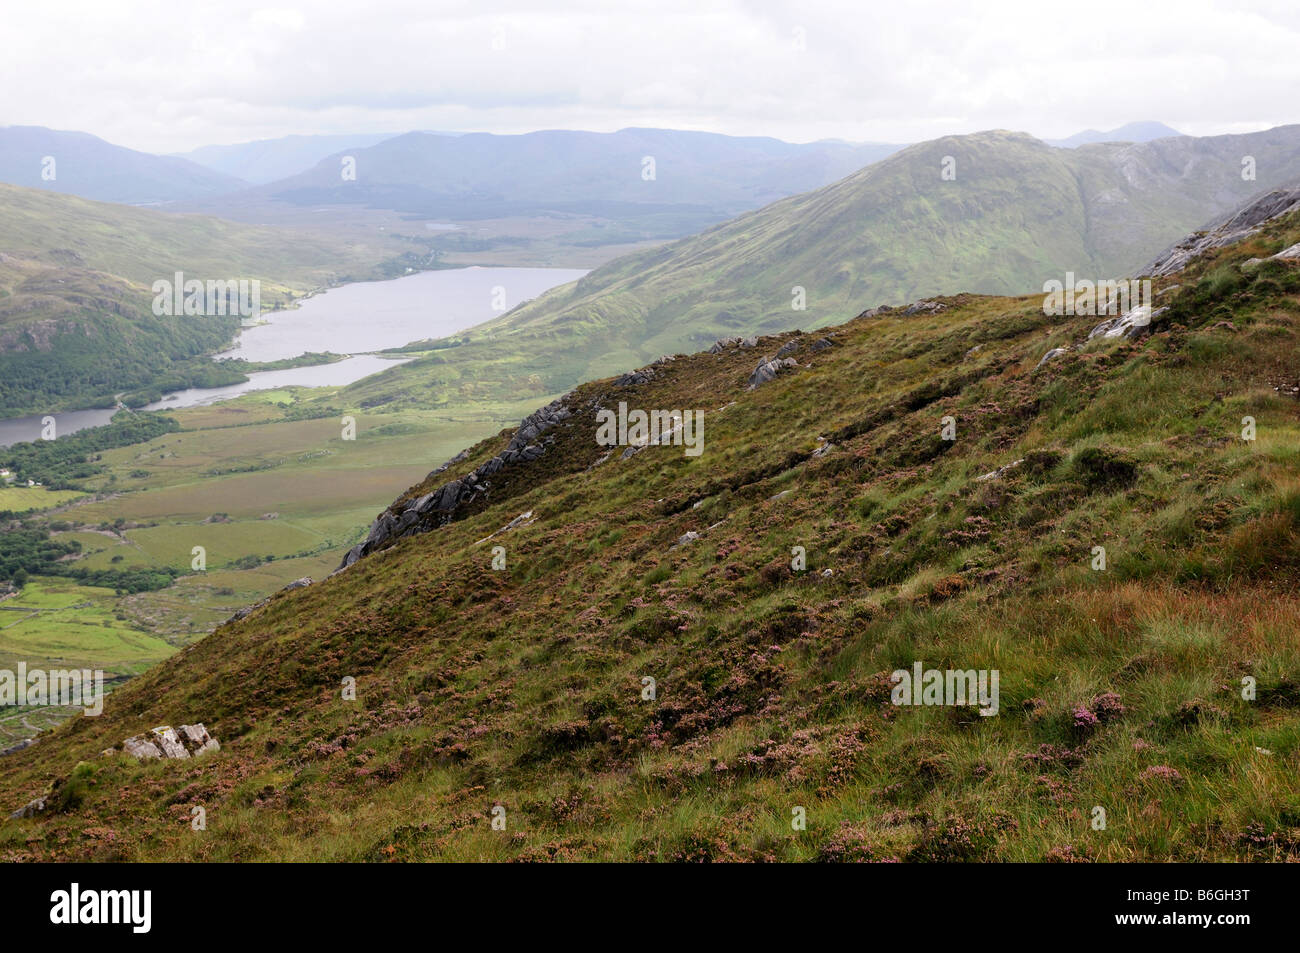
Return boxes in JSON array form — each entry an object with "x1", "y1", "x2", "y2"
[{"x1": 2, "y1": 0, "x2": 1297, "y2": 154}]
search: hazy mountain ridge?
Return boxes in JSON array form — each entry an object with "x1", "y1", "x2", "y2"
[
  {"x1": 1044, "y1": 121, "x2": 1183, "y2": 148},
  {"x1": 340, "y1": 125, "x2": 1300, "y2": 413},
  {"x1": 174, "y1": 133, "x2": 403, "y2": 185},
  {"x1": 0, "y1": 126, "x2": 247, "y2": 205}
]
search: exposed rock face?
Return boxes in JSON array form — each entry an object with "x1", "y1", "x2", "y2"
[
  {"x1": 1088, "y1": 305, "x2": 1167, "y2": 340},
  {"x1": 1034, "y1": 347, "x2": 1071, "y2": 371},
  {"x1": 670, "y1": 530, "x2": 700, "y2": 550},
  {"x1": 1144, "y1": 187, "x2": 1300, "y2": 276},
  {"x1": 1275, "y1": 242, "x2": 1300, "y2": 260},
  {"x1": 747, "y1": 357, "x2": 798, "y2": 389},
  {"x1": 116, "y1": 723, "x2": 219, "y2": 761},
  {"x1": 809, "y1": 337, "x2": 835, "y2": 352},
  {"x1": 339, "y1": 397, "x2": 573, "y2": 569},
  {"x1": 615, "y1": 367, "x2": 656, "y2": 387},
  {"x1": 774, "y1": 340, "x2": 801, "y2": 359}
]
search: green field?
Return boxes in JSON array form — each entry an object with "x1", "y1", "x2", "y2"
[
  {"x1": 0, "y1": 486, "x2": 84, "y2": 513},
  {"x1": 0, "y1": 383, "x2": 543, "y2": 743}
]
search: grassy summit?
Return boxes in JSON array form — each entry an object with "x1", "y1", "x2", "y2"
[{"x1": 2, "y1": 205, "x2": 1300, "y2": 862}]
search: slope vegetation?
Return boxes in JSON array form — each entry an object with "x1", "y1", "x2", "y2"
[{"x1": 3, "y1": 200, "x2": 1300, "y2": 861}]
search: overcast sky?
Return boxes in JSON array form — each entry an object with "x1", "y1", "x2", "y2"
[{"x1": 3, "y1": 0, "x2": 1297, "y2": 154}]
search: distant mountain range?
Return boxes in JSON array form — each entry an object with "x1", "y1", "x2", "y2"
[
  {"x1": 0, "y1": 126, "x2": 246, "y2": 205},
  {"x1": 173, "y1": 133, "x2": 403, "y2": 185},
  {"x1": 342, "y1": 124, "x2": 1300, "y2": 411},
  {"x1": 218, "y1": 128, "x2": 906, "y2": 241},
  {"x1": 1044, "y1": 121, "x2": 1183, "y2": 148}
]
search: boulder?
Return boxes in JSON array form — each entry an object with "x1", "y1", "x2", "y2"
[
  {"x1": 8, "y1": 795, "x2": 46, "y2": 819},
  {"x1": 670, "y1": 531, "x2": 701, "y2": 550},
  {"x1": 123, "y1": 723, "x2": 219, "y2": 761},
  {"x1": 747, "y1": 357, "x2": 798, "y2": 389},
  {"x1": 1034, "y1": 347, "x2": 1070, "y2": 371},
  {"x1": 122, "y1": 735, "x2": 163, "y2": 759}
]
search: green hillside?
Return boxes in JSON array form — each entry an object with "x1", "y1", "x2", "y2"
[
  {"x1": 341, "y1": 127, "x2": 1300, "y2": 412},
  {"x1": 0, "y1": 183, "x2": 402, "y2": 414},
  {"x1": 3, "y1": 198, "x2": 1300, "y2": 861}
]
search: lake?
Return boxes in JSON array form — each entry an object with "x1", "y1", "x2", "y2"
[
  {"x1": 216, "y1": 265, "x2": 587, "y2": 363},
  {"x1": 0, "y1": 266, "x2": 585, "y2": 448}
]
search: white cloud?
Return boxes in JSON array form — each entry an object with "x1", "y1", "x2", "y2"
[{"x1": 0, "y1": 0, "x2": 1295, "y2": 152}]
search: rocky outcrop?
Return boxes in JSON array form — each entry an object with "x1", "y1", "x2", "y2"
[
  {"x1": 1144, "y1": 187, "x2": 1300, "y2": 276},
  {"x1": 339, "y1": 397, "x2": 573, "y2": 569},
  {"x1": 1034, "y1": 346, "x2": 1071, "y2": 371},
  {"x1": 1088, "y1": 305, "x2": 1168, "y2": 341},
  {"x1": 747, "y1": 357, "x2": 798, "y2": 389},
  {"x1": 115, "y1": 723, "x2": 219, "y2": 761},
  {"x1": 615, "y1": 367, "x2": 656, "y2": 387}
]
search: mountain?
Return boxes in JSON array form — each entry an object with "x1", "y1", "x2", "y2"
[
  {"x1": 4, "y1": 190, "x2": 1299, "y2": 861},
  {"x1": 0, "y1": 126, "x2": 247, "y2": 205},
  {"x1": 241, "y1": 127, "x2": 905, "y2": 234},
  {"x1": 0, "y1": 183, "x2": 396, "y2": 414},
  {"x1": 1045, "y1": 121, "x2": 1183, "y2": 148},
  {"x1": 175, "y1": 133, "x2": 402, "y2": 185},
  {"x1": 339, "y1": 125, "x2": 1300, "y2": 412}
]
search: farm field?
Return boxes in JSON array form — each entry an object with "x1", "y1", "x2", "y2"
[
  {"x1": 0, "y1": 486, "x2": 85, "y2": 513},
  {"x1": 2, "y1": 384, "x2": 543, "y2": 742}
]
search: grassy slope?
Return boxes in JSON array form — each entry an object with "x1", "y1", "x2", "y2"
[
  {"x1": 342, "y1": 128, "x2": 1300, "y2": 413},
  {"x1": 3, "y1": 210, "x2": 1300, "y2": 861}
]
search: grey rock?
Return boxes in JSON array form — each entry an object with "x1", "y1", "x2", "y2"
[
  {"x1": 975, "y1": 458, "x2": 1025, "y2": 482},
  {"x1": 1034, "y1": 347, "x2": 1070, "y2": 371},
  {"x1": 1144, "y1": 188, "x2": 1300, "y2": 276},
  {"x1": 1274, "y1": 242, "x2": 1300, "y2": 260},
  {"x1": 615, "y1": 368, "x2": 656, "y2": 387},
  {"x1": 774, "y1": 340, "x2": 801, "y2": 359},
  {"x1": 152, "y1": 727, "x2": 189, "y2": 759},
  {"x1": 123, "y1": 735, "x2": 163, "y2": 759},
  {"x1": 747, "y1": 357, "x2": 798, "y2": 389},
  {"x1": 809, "y1": 337, "x2": 834, "y2": 352},
  {"x1": 9, "y1": 795, "x2": 46, "y2": 819},
  {"x1": 670, "y1": 531, "x2": 701, "y2": 550}
]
